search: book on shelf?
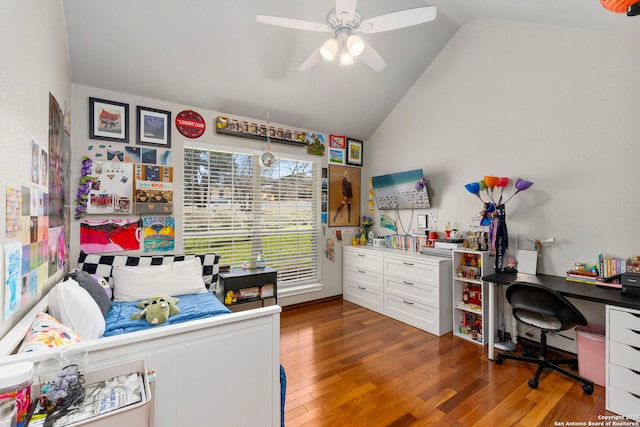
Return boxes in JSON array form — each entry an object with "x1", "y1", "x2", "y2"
[{"x1": 597, "y1": 253, "x2": 628, "y2": 279}]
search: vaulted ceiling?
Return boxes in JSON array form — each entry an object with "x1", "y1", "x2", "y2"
[{"x1": 62, "y1": 0, "x2": 640, "y2": 141}]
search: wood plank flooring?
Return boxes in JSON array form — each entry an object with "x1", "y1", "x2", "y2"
[{"x1": 280, "y1": 299, "x2": 613, "y2": 427}]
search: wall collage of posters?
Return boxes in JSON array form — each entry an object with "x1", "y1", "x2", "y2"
[
  {"x1": 4, "y1": 94, "x2": 71, "y2": 320},
  {"x1": 80, "y1": 97, "x2": 177, "y2": 256}
]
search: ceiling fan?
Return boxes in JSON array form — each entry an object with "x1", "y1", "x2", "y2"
[{"x1": 256, "y1": 0, "x2": 437, "y2": 71}]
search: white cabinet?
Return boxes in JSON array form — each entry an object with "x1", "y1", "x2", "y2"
[
  {"x1": 343, "y1": 246, "x2": 452, "y2": 336},
  {"x1": 606, "y1": 305, "x2": 640, "y2": 416},
  {"x1": 343, "y1": 248, "x2": 384, "y2": 313},
  {"x1": 452, "y1": 249, "x2": 490, "y2": 345}
]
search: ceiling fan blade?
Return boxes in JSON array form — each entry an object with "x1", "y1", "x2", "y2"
[
  {"x1": 256, "y1": 15, "x2": 331, "y2": 32},
  {"x1": 298, "y1": 49, "x2": 322, "y2": 72},
  {"x1": 358, "y1": 6, "x2": 437, "y2": 34},
  {"x1": 336, "y1": 0, "x2": 357, "y2": 20},
  {"x1": 359, "y1": 42, "x2": 386, "y2": 71}
]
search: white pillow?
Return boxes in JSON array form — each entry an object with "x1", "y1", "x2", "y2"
[
  {"x1": 47, "y1": 278, "x2": 106, "y2": 340},
  {"x1": 112, "y1": 258, "x2": 207, "y2": 302}
]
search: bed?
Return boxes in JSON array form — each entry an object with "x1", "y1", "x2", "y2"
[{"x1": 0, "y1": 252, "x2": 282, "y2": 427}]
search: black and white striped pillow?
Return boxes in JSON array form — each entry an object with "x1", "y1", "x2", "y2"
[{"x1": 77, "y1": 252, "x2": 220, "y2": 289}]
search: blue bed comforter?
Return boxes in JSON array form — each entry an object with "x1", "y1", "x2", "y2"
[{"x1": 103, "y1": 292, "x2": 231, "y2": 337}]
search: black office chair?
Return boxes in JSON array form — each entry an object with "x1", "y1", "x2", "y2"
[{"x1": 494, "y1": 282, "x2": 595, "y2": 395}]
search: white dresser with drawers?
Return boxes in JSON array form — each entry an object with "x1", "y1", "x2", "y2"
[{"x1": 343, "y1": 246, "x2": 452, "y2": 336}]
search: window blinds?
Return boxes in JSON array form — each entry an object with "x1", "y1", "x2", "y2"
[{"x1": 183, "y1": 145, "x2": 320, "y2": 288}]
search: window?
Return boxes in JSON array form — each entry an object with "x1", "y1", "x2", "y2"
[{"x1": 183, "y1": 144, "x2": 321, "y2": 289}]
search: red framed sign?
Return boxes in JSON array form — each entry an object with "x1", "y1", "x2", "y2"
[{"x1": 175, "y1": 110, "x2": 206, "y2": 138}]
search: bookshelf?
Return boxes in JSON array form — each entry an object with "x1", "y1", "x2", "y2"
[{"x1": 452, "y1": 249, "x2": 490, "y2": 345}]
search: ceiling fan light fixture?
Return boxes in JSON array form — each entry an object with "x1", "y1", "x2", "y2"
[
  {"x1": 347, "y1": 34, "x2": 364, "y2": 57},
  {"x1": 340, "y1": 51, "x2": 354, "y2": 65},
  {"x1": 320, "y1": 38, "x2": 338, "y2": 61}
]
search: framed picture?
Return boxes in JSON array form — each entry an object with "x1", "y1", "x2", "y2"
[
  {"x1": 328, "y1": 165, "x2": 361, "y2": 227},
  {"x1": 329, "y1": 134, "x2": 346, "y2": 149},
  {"x1": 89, "y1": 97, "x2": 129, "y2": 142},
  {"x1": 346, "y1": 138, "x2": 363, "y2": 166},
  {"x1": 328, "y1": 148, "x2": 345, "y2": 164},
  {"x1": 137, "y1": 106, "x2": 172, "y2": 147}
]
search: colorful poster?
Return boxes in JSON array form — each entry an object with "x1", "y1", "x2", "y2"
[
  {"x1": 48, "y1": 227, "x2": 64, "y2": 276},
  {"x1": 80, "y1": 219, "x2": 140, "y2": 253},
  {"x1": 30, "y1": 139, "x2": 41, "y2": 186},
  {"x1": 4, "y1": 242, "x2": 22, "y2": 320},
  {"x1": 5, "y1": 187, "x2": 21, "y2": 238},
  {"x1": 142, "y1": 217, "x2": 175, "y2": 252}
]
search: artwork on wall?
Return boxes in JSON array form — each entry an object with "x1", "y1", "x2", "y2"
[
  {"x1": 49, "y1": 93, "x2": 72, "y2": 232},
  {"x1": 5, "y1": 187, "x2": 21, "y2": 238},
  {"x1": 328, "y1": 165, "x2": 361, "y2": 227},
  {"x1": 346, "y1": 138, "x2": 363, "y2": 166},
  {"x1": 134, "y1": 164, "x2": 174, "y2": 214},
  {"x1": 137, "y1": 106, "x2": 171, "y2": 147},
  {"x1": 47, "y1": 226, "x2": 64, "y2": 277},
  {"x1": 86, "y1": 161, "x2": 134, "y2": 214},
  {"x1": 329, "y1": 135, "x2": 346, "y2": 149},
  {"x1": 306, "y1": 133, "x2": 325, "y2": 156},
  {"x1": 4, "y1": 242, "x2": 22, "y2": 320},
  {"x1": 89, "y1": 97, "x2": 129, "y2": 143},
  {"x1": 80, "y1": 219, "x2": 141, "y2": 253},
  {"x1": 142, "y1": 216, "x2": 175, "y2": 252},
  {"x1": 328, "y1": 148, "x2": 344, "y2": 164},
  {"x1": 86, "y1": 144, "x2": 172, "y2": 168}
]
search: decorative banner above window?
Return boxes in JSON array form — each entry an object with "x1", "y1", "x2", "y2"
[{"x1": 215, "y1": 116, "x2": 315, "y2": 147}]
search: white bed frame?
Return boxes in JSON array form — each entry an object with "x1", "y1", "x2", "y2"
[{"x1": 0, "y1": 294, "x2": 282, "y2": 427}]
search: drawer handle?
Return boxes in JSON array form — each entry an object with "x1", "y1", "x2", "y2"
[
  {"x1": 357, "y1": 270, "x2": 367, "y2": 274},
  {"x1": 357, "y1": 254, "x2": 366, "y2": 257},
  {"x1": 630, "y1": 392, "x2": 640, "y2": 400},
  {"x1": 402, "y1": 300, "x2": 414, "y2": 305},
  {"x1": 403, "y1": 281, "x2": 414, "y2": 286},
  {"x1": 629, "y1": 328, "x2": 640, "y2": 336},
  {"x1": 403, "y1": 262, "x2": 414, "y2": 266},
  {"x1": 357, "y1": 286, "x2": 366, "y2": 290}
]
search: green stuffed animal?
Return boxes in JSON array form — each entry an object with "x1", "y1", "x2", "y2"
[{"x1": 130, "y1": 294, "x2": 181, "y2": 325}]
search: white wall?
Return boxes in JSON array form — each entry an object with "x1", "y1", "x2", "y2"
[
  {"x1": 365, "y1": 18, "x2": 640, "y2": 350},
  {"x1": 0, "y1": 0, "x2": 72, "y2": 336},
  {"x1": 70, "y1": 84, "x2": 344, "y2": 307},
  {"x1": 367, "y1": 18, "x2": 640, "y2": 276}
]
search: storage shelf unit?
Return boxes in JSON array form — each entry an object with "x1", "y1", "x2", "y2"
[
  {"x1": 216, "y1": 267, "x2": 277, "y2": 312},
  {"x1": 606, "y1": 305, "x2": 640, "y2": 416},
  {"x1": 343, "y1": 246, "x2": 452, "y2": 336},
  {"x1": 452, "y1": 249, "x2": 490, "y2": 345}
]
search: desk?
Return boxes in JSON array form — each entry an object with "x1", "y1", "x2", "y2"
[{"x1": 482, "y1": 272, "x2": 640, "y2": 360}]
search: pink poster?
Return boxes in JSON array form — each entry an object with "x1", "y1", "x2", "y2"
[{"x1": 80, "y1": 219, "x2": 140, "y2": 253}]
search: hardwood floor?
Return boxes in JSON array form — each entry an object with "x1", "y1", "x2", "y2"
[{"x1": 280, "y1": 299, "x2": 613, "y2": 427}]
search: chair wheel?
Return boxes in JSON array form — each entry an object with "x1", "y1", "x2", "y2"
[
  {"x1": 582, "y1": 384, "x2": 594, "y2": 395},
  {"x1": 495, "y1": 356, "x2": 503, "y2": 365},
  {"x1": 528, "y1": 378, "x2": 539, "y2": 389}
]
